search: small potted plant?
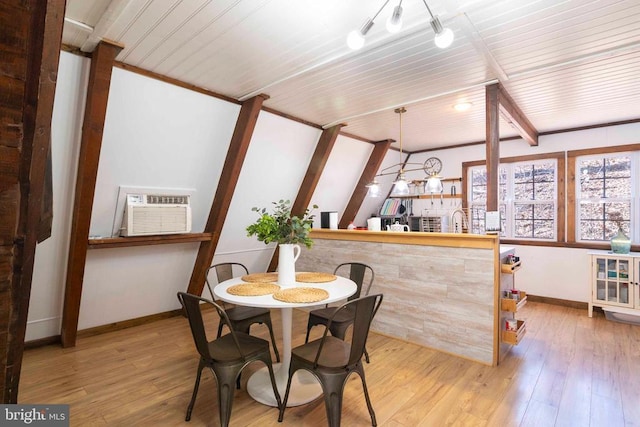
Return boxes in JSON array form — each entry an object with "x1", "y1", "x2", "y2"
[{"x1": 246, "y1": 200, "x2": 317, "y2": 285}]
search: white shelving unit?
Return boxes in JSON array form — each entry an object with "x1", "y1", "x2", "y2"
[{"x1": 588, "y1": 250, "x2": 640, "y2": 318}]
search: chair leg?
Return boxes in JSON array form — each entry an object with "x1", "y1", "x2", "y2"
[
  {"x1": 211, "y1": 366, "x2": 240, "y2": 427},
  {"x1": 265, "y1": 318, "x2": 281, "y2": 363},
  {"x1": 364, "y1": 346, "x2": 370, "y2": 363},
  {"x1": 263, "y1": 357, "x2": 282, "y2": 410},
  {"x1": 318, "y1": 371, "x2": 349, "y2": 427},
  {"x1": 356, "y1": 364, "x2": 377, "y2": 426},
  {"x1": 304, "y1": 320, "x2": 313, "y2": 343},
  {"x1": 278, "y1": 366, "x2": 296, "y2": 422},
  {"x1": 185, "y1": 360, "x2": 205, "y2": 422},
  {"x1": 216, "y1": 320, "x2": 225, "y2": 339}
]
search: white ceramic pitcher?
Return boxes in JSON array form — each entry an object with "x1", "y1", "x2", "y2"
[
  {"x1": 367, "y1": 217, "x2": 381, "y2": 231},
  {"x1": 278, "y1": 243, "x2": 301, "y2": 286},
  {"x1": 387, "y1": 221, "x2": 410, "y2": 232}
]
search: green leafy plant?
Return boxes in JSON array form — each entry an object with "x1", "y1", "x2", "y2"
[{"x1": 246, "y1": 200, "x2": 318, "y2": 248}]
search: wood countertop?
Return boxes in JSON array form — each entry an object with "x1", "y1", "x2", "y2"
[{"x1": 310, "y1": 229, "x2": 498, "y2": 250}]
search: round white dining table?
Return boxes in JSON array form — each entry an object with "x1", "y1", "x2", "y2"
[{"x1": 214, "y1": 275, "x2": 357, "y2": 407}]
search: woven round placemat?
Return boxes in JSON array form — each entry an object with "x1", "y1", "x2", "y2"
[
  {"x1": 241, "y1": 272, "x2": 278, "y2": 283},
  {"x1": 272, "y1": 287, "x2": 329, "y2": 303},
  {"x1": 295, "y1": 272, "x2": 337, "y2": 283},
  {"x1": 227, "y1": 282, "x2": 280, "y2": 296}
]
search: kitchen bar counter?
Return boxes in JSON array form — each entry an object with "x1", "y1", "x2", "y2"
[{"x1": 296, "y1": 229, "x2": 504, "y2": 366}]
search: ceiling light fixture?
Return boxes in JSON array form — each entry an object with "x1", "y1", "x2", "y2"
[
  {"x1": 366, "y1": 178, "x2": 381, "y2": 198},
  {"x1": 391, "y1": 107, "x2": 410, "y2": 196},
  {"x1": 453, "y1": 101, "x2": 473, "y2": 111},
  {"x1": 347, "y1": 0, "x2": 454, "y2": 50},
  {"x1": 386, "y1": 1, "x2": 404, "y2": 33},
  {"x1": 423, "y1": 0, "x2": 455, "y2": 49}
]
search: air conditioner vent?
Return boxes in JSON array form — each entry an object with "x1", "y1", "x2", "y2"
[{"x1": 146, "y1": 194, "x2": 189, "y2": 205}]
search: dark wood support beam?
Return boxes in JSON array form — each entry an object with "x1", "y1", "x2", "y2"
[
  {"x1": 186, "y1": 95, "x2": 268, "y2": 296},
  {"x1": 497, "y1": 84, "x2": 538, "y2": 146},
  {"x1": 1, "y1": 0, "x2": 65, "y2": 402},
  {"x1": 339, "y1": 139, "x2": 393, "y2": 228},
  {"x1": 267, "y1": 124, "x2": 344, "y2": 272},
  {"x1": 61, "y1": 41, "x2": 124, "y2": 348},
  {"x1": 486, "y1": 83, "x2": 500, "y2": 212}
]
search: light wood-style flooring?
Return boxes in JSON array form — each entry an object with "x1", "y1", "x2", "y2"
[{"x1": 19, "y1": 302, "x2": 640, "y2": 426}]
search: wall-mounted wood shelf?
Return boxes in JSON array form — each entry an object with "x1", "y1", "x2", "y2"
[
  {"x1": 398, "y1": 194, "x2": 462, "y2": 199},
  {"x1": 501, "y1": 261, "x2": 522, "y2": 274},
  {"x1": 500, "y1": 291, "x2": 528, "y2": 312},
  {"x1": 502, "y1": 320, "x2": 526, "y2": 345},
  {"x1": 88, "y1": 232, "x2": 213, "y2": 249}
]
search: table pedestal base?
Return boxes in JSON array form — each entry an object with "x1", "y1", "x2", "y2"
[{"x1": 247, "y1": 363, "x2": 321, "y2": 407}]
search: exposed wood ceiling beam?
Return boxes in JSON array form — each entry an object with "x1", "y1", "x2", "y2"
[
  {"x1": 61, "y1": 40, "x2": 124, "y2": 348},
  {"x1": 339, "y1": 139, "x2": 393, "y2": 229},
  {"x1": 497, "y1": 84, "x2": 538, "y2": 146},
  {"x1": 267, "y1": 124, "x2": 344, "y2": 272},
  {"x1": 186, "y1": 94, "x2": 269, "y2": 296},
  {"x1": 1, "y1": 0, "x2": 66, "y2": 402},
  {"x1": 485, "y1": 83, "x2": 500, "y2": 212}
]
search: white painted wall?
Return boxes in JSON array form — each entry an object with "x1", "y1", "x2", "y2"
[
  {"x1": 27, "y1": 52, "x2": 89, "y2": 340},
  {"x1": 27, "y1": 50, "x2": 640, "y2": 340}
]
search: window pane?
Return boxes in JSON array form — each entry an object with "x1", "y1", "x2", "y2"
[
  {"x1": 579, "y1": 202, "x2": 604, "y2": 220},
  {"x1": 534, "y1": 203, "x2": 555, "y2": 220},
  {"x1": 605, "y1": 157, "x2": 631, "y2": 179},
  {"x1": 514, "y1": 182, "x2": 533, "y2": 200},
  {"x1": 533, "y1": 220, "x2": 554, "y2": 239},
  {"x1": 581, "y1": 179, "x2": 604, "y2": 198},
  {"x1": 535, "y1": 181, "x2": 555, "y2": 200},
  {"x1": 471, "y1": 169, "x2": 486, "y2": 201},
  {"x1": 581, "y1": 220, "x2": 605, "y2": 240},
  {"x1": 578, "y1": 201, "x2": 631, "y2": 241},
  {"x1": 514, "y1": 220, "x2": 533, "y2": 238},
  {"x1": 470, "y1": 205, "x2": 485, "y2": 234},
  {"x1": 534, "y1": 163, "x2": 555, "y2": 182},
  {"x1": 605, "y1": 177, "x2": 631, "y2": 198},
  {"x1": 515, "y1": 204, "x2": 533, "y2": 220},
  {"x1": 514, "y1": 165, "x2": 532, "y2": 184}
]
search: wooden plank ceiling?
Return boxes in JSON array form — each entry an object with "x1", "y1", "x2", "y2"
[{"x1": 61, "y1": 0, "x2": 640, "y2": 152}]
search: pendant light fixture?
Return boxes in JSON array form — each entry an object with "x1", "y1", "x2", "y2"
[
  {"x1": 390, "y1": 107, "x2": 410, "y2": 196},
  {"x1": 366, "y1": 178, "x2": 381, "y2": 198},
  {"x1": 346, "y1": 0, "x2": 454, "y2": 50}
]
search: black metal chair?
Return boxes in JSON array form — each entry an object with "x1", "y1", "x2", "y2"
[
  {"x1": 177, "y1": 292, "x2": 282, "y2": 426},
  {"x1": 305, "y1": 262, "x2": 375, "y2": 362},
  {"x1": 206, "y1": 262, "x2": 280, "y2": 363},
  {"x1": 278, "y1": 294, "x2": 383, "y2": 427}
]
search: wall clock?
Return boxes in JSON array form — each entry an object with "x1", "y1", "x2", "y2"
[{"x1": 423, "y1": 157, "x2": 442, "y2": 175}]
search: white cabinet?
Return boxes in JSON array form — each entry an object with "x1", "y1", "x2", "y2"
[{"x1": 589, "y1": 251, "x2": 640, "y2": 317}]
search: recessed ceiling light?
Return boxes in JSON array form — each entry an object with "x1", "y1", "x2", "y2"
[{"x1": 453, "y1": 102, "x2": 472, "y2": 112}]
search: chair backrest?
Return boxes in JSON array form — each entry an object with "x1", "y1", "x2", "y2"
[
  {"x1": 177, "y1": 292, "x2": 244, "y2": 360},
  {"x1": 316, "y1": 294, "x2": 383, "y2": 367},
  {"x1": 205, "y1": 262, "x2": 249, "y2": 299},
  {"x1": 333, "y1": 262, "x2": 374, "y2": 301}
]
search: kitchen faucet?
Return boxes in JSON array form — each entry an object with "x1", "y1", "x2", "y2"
[{"x1": 450, "y1": 208, "x2": 469, "y2": 233}]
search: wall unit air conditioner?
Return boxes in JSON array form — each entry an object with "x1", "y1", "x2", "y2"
[{"x1": 121, "y1": 193, "x2": 192, "y2": 236}]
